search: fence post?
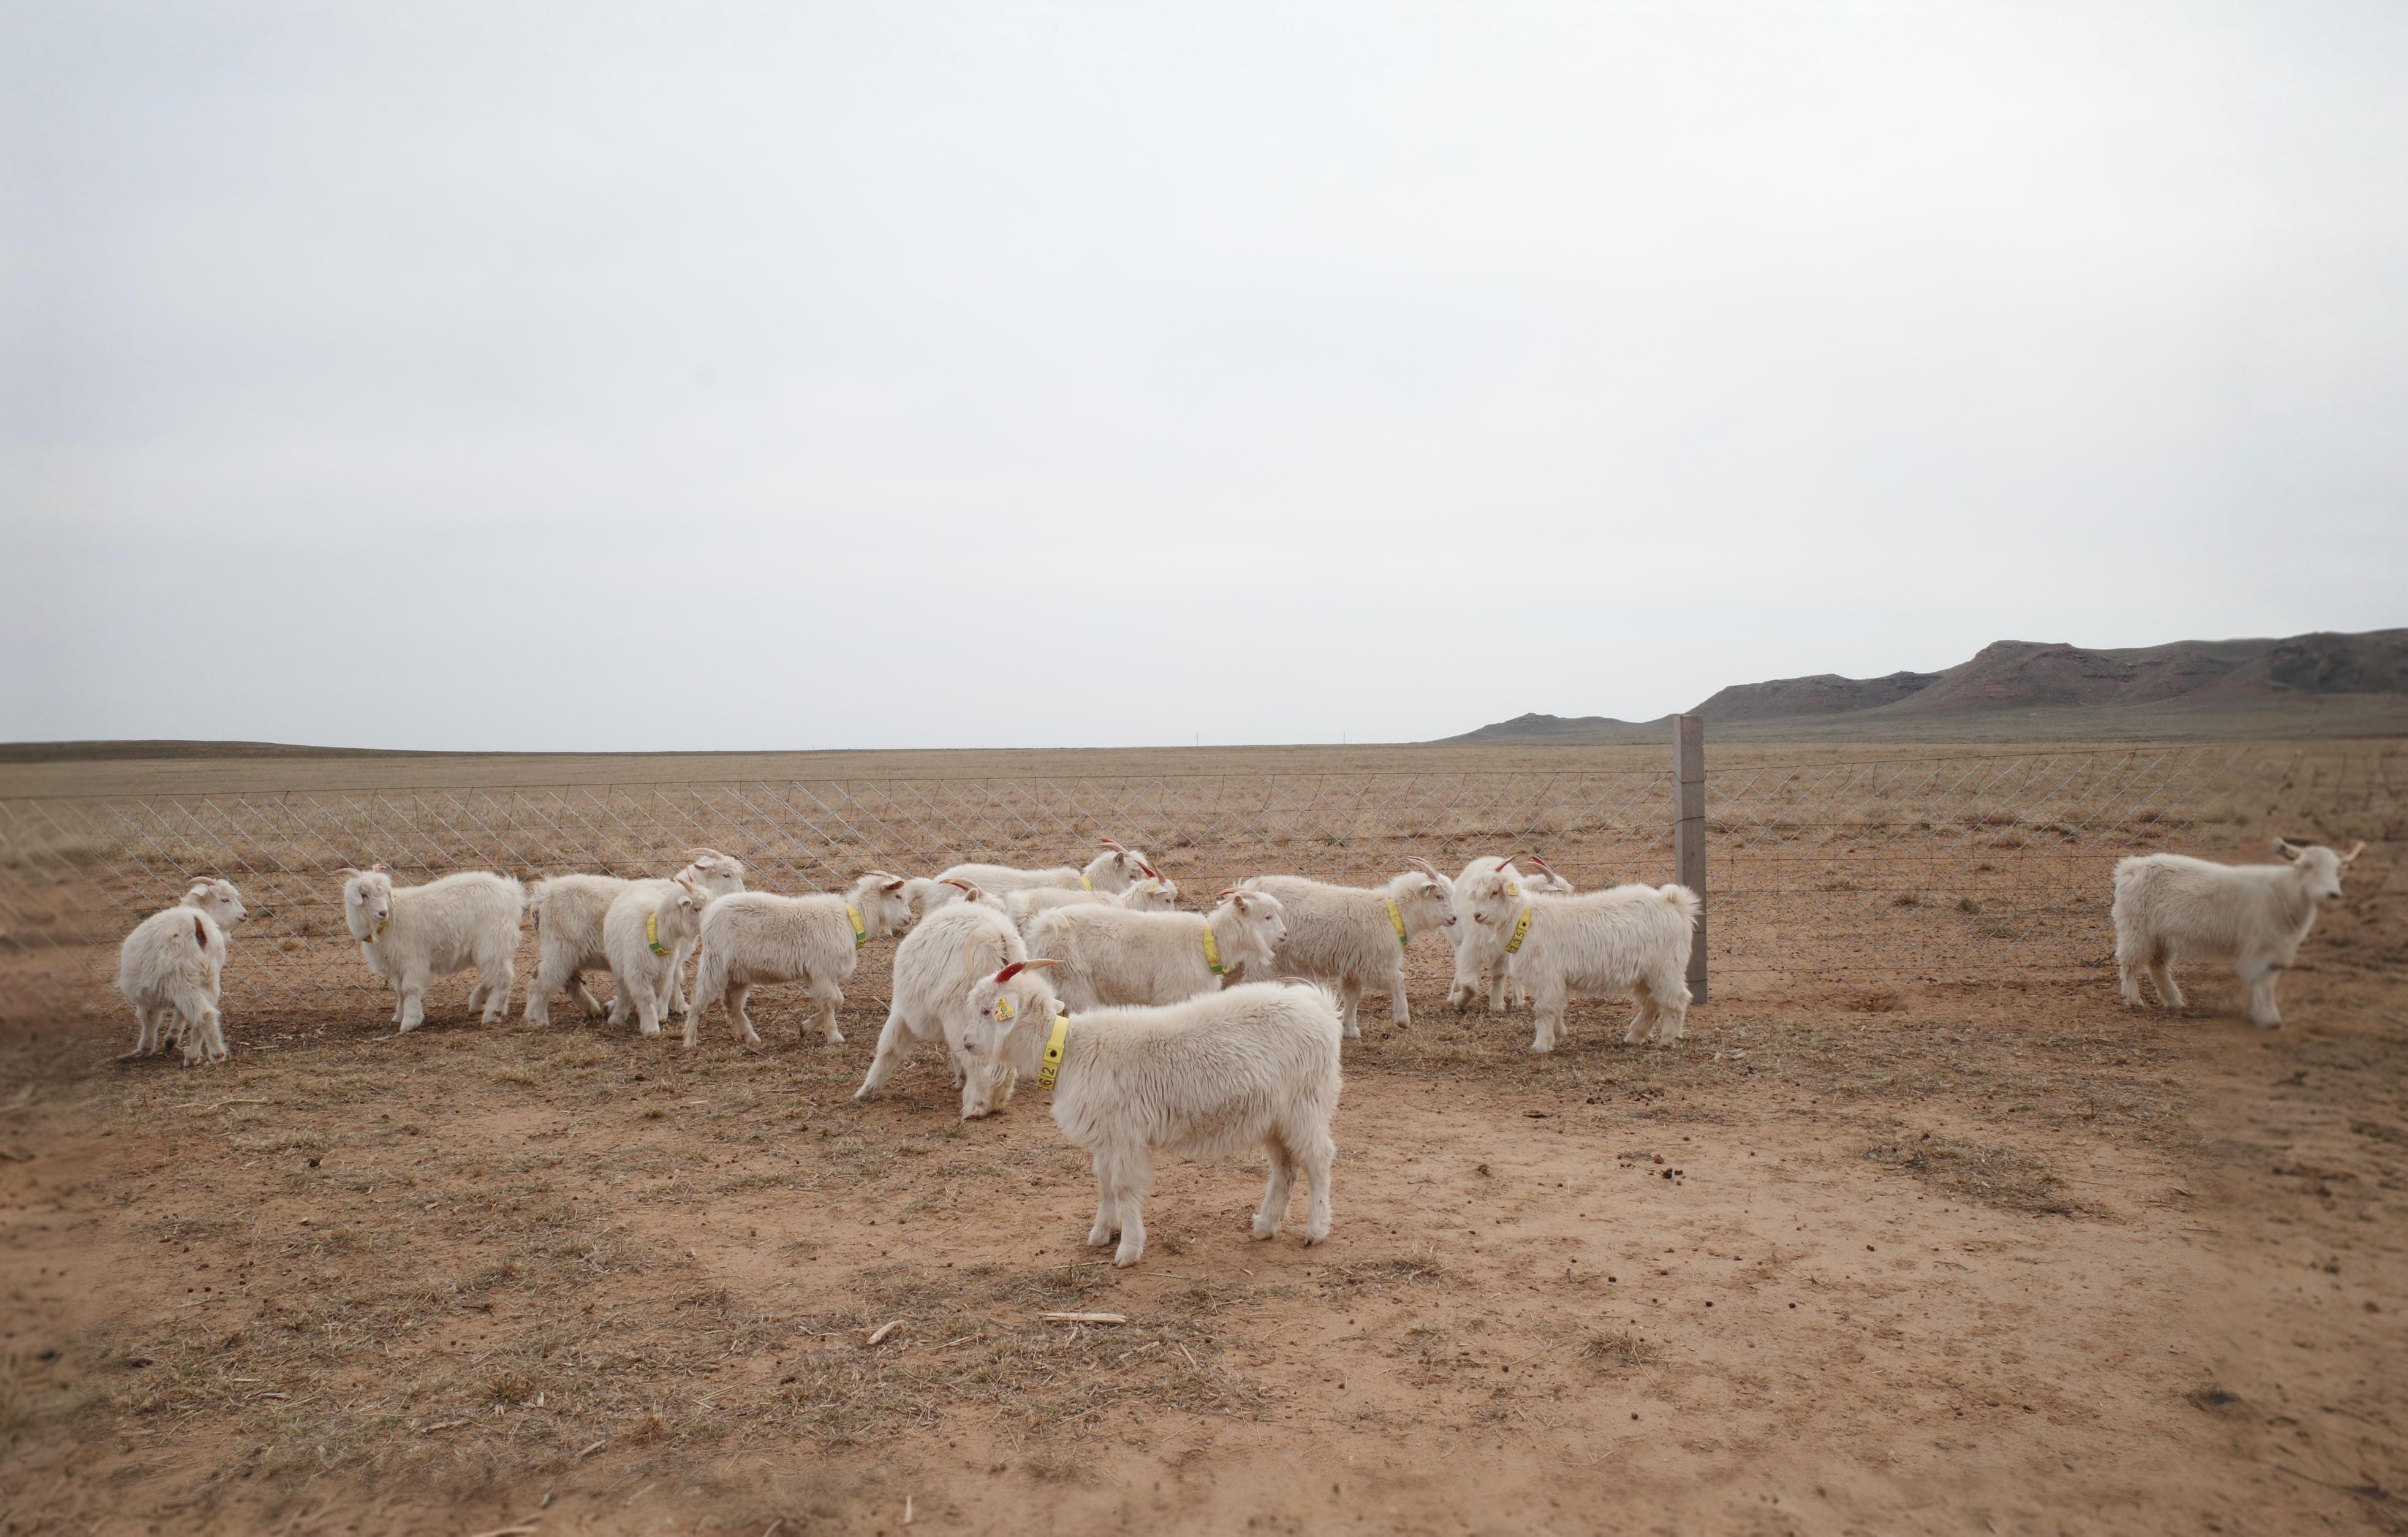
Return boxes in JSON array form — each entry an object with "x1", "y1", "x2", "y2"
[{"x1": 1674, "y1": 713, "x2": 1707, "y2": 1004}]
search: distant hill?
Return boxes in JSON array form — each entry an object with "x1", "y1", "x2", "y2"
[{"x1": 1442, "y1": 629, "x2": 2408, "y2": 743}]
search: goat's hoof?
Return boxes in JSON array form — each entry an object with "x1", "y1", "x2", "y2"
[
  {"x1": 1113, "y1": 1246, "x2": 1143, "y2": 1268},
  {"x1": 1086, "y1": 1227, "x2": 1115, "y2": 1247},
  {"x1": 1250, "y1": 1216, "x2": 1281, "y2": 1239},
  {"x1": 1302, "y1": 1227, "x2": 1329, "y2": 1246}
]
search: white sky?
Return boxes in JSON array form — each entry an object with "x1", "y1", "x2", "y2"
[{"x1": 4, "y1": 1, "x2": 2403, "y2": 750}]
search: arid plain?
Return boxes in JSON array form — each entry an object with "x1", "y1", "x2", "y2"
[{"x1": 2, "y1": 740, "x2": 2402, "y2": 1535}]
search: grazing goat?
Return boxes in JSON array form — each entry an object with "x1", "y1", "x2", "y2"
[
  {"x1": 524, "y1": 850, "x2": 746, "y2": 1025},
  {"x1": 685, "y1": 872, "x2": 914, "y2": 1046},
  {"x1": 1004, "y1": 876, "x2": 1179, "y2": 935},
  {"x1": 1236, "y1": 862, "x2": 1456, "y2": 1037},
  {"x1": 116, "y1": 879, "x2": 247, "y2": 1064},
  {"x1": 1460, "y1": 871, "x2": 1700, "y2": 1050},
  {"x1": 854, "y1": 884, "x2": 1026, "y2": 1117},
  {"x1": 601, "y1": 876, "x2": 712, "y2": 1038},
  {"x1": 340, "y1": 866, "x2": 524, "y2": 1033},
  {"x1": 964, "y1": 968, "x2": 1342, "y2": 1267},
  {"x1": 1444, "y1": 856, "x2": 1572, "y2": 1012},
  {"x1": 920, "y1": 838, "x2": 1159, "y2": 911},
  {"x1": 2113, "y1": 837, "x2": 2364, "y2": 1027},
  {"x1": 1024, "y1": 889, "x2": 1288, "y2": 1011}
]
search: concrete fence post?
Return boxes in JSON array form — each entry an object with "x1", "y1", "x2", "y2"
[{"x1": 1674, "y1": 713, "x2": 1707, "y2": 1004}]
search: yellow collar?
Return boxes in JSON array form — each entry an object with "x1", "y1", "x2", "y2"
[
  {"x1": 1504, "y1": 906, "x2": 1533, "y2": 955},
  {"x1": 846, "y1": 903, "x2": 868, "y2": 947},
  {"x1": 1038, "y1": 1013, "x2": 1070, "y2": 1090},
  {"x1": 1201, "y1": 922, "x2": 1224, "y2": 975},
  {"x1": 1385, "y1": 898, "x2": 1408, "y2": 946},
  {"x1": 646, "y1": 910, "x2": 670, "y2": 956},
  {"x1": 1079, "y1": 874, "x2": 1093, "y2": 891}
]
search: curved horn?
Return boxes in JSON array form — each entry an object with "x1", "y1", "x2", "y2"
[
  {"x1": 1527, "y1": 853, "x2": 1558, "y2": 875},
  {"x1": 2342, "y1": 840, "x2": 2366, "y2": 862},
  {"x1": 1406, "y1": 856, "x2": 1445, "y2": 881},
  {"x1": 941, "y1": 878, "x2": 979, "y2": 895},
  {"x1": 336, "y1": 865, "x2": 362, "y2": 878},
  {"x1": 993, "y1": 961, "x2": 1028, "y2": 984},
  {"x1": 1137, "y1": 859, "x2": 1162, "y2": 879},
  {"x1": 1098, "y1": 837, "x2": 1127, "y2": 852},
  {"x1": 1018, "y1": 957, "x2": 1064, "y2": 971},
  {"x1": 369, "y1": 861, "x2": 390, "y2": 875}
]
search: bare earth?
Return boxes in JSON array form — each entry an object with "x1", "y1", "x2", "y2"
[{"x1": 2, "y1": 743, "x2": 2404, "y2": 1535}]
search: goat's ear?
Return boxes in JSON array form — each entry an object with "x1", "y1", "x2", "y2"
[
  {"x1": 2342, "y1": 840, "x2": 2366, "y2": 863},
  {"x1": 2273, "y1": 838, "x2": 2302, "y2": 861},
  {"x1": 192, "y1": 915, "x2": 207, "y2": 946},
  {"x1": 369, "y1": 861, "x2": 390, "y2": 875},
  {"x1": 884, "y1": 878, "x2": 906, "y2": 894}
]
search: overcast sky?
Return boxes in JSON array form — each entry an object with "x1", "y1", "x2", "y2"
[{"x1": 4, "y1": 2, "x2": 2403, "y2": 751}]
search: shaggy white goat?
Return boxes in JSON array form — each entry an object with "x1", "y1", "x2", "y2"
[
  {"x1": 601, "y1": 875, "x2": 713, "y2": 1038},
  {"x1": 684, "y1": 871, "x2": 914, "y2": 1047},
  {"x1": 1024, "y1": 889, "x2": 1288, "y2": 1011},
  {"x1": 853, "y1": 886, "x2": 1028, "y2": 1117},
  {"x1": 115, "y1": 878, "x2": 247, "y2": 1064},
  {"x1": 339, "y1": 865, "x2": 524, "y2": 1033},
  {"x1": 1444, "y1": 855, "x2": 1573, "y2": 1012},
  {"x1": 1004, "y1": 876, "x2": 1179, "y2": 935},
  {"x1": 919, "y1": 838, "x2": 1159, "y2": 911},
  {"x1": 524, "y1": 850, "x2": 746, "y2": 1025},
  {"x1": 960, "y1": 968, "x2": 1342, "y2": 1267},
  {"x1": 1460, "y1": 871, "x2": 1700, "y2": 1050},
  {"x1": 1236, "y1": 862, "x2": 1456, "y2": 1038},
  {"x1": 2112, "y1": 837, "x2": 2364, "y2": 1027}
]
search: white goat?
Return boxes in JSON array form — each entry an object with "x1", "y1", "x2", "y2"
[
  {"x1": 854, "y1": 886, "x2": 1028, "y2": 1118},
  {"x1": 920, "y1": 838, "x2": 1159, "y2": 911},
  {"x1": 1460, "y1": 871, "x2": 1700, "y2": 1050},
  {"x1": 524, "y1": 849, "x2": 746, "y2": 1025},
  {"x1": 339, "y1": 865, "x2": 524, "y2": 1033},
  {"x1": 1005, "y1": 876, "x2": 1179, "y2": 935},
  {"x1": 1236, "y1": 862, "x2": 1456, "y2": 1038},
  {"x1": 1445, "y1": 855, "x2": 1574, "y2": 1012},
  {"x1": 1024, "y1": 889, "x2": 1289, "y2": 1011},
  {"x1": 2113, "y1": 837, "x2": 2364, "y2": 1027},
  {"x1": 962, "y1": 967, "x2": 1342, "y2": 1267},
  {"x1": 685, "y1": 871, "x2": 915, "y2": 1047},
  {"x1": 115, "y1": 878, "x2": 247, "y2": 1064},
  {"x1": 601, "y1": 875, "x2": 713, "y2": 1038}
]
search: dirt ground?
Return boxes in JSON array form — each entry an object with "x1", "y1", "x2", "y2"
[{"x1": 5, "y1": 894, "x2": 2406, "y2": 1535}]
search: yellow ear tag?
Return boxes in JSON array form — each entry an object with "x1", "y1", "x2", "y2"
[
  {"x1": 1505, "y1": 881, "x2": 1520, "y2": 896},
  {"x1": 994, "y1": 996, "x2": 1016, "y2": 1022}
]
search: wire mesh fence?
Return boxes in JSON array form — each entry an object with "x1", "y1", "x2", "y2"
[{"x1": 1, "y1": 742, "x2": 2396, "y2": 1029}]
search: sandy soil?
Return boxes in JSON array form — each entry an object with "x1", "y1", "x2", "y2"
[{"x1": 5, "y1": 923, "x2": 2404, "y2": 1535}]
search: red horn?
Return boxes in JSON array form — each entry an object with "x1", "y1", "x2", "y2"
[
  {"x1": 993, "y1": 961, "x2": 1027, "y2": 984},
  {"x1": 1138, "y1": 860, "x2": 1160, "y2": 879}
]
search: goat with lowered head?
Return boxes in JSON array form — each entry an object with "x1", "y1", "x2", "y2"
[
  {"x1": 854, "y1": 882, "x2": 1027, "y2": 1117},
  {"x1": 918, "y1": 838, "x2": 1160, "y2": 912},
  {"x1": 2113, "y1": 837, "x2": 2364, "y2": 1027},
  {"x1": 1444, "y1": 855, "x2": 1573, "y2": 1012},
  {"x1": 524, "y1": 849, "x2": 746, "y2": 1025},
  {"x1": 1460, "y1": 869, "x2": 1700, "y2": 1051},
  {"x1": 340, "y1": 865, "x2": 525, "y2": 1033},
  {"x1": 961, "y1": 964, "x2": 1343, "y2": 1267},
  {"x1": 1235, "y1": 860, "x2": 1457, "y2": 1038},
  {"x1": 685, "y1": 871, "x2": 915, "y2": 1047},
  {"x1": 1004, "y1": 875, "x2": 1179, "y2": 935},
  {"x1": 115, "y1": 878, "x2": 249, "y2": 1064},
  {"x1": 1024, "y1": 887, "x2": 1289, "y2": 1011}
]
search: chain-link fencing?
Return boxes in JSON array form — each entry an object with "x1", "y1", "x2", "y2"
[{"x1": 1, "y1": 742, "x2": 2396, "y2": 1029}]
